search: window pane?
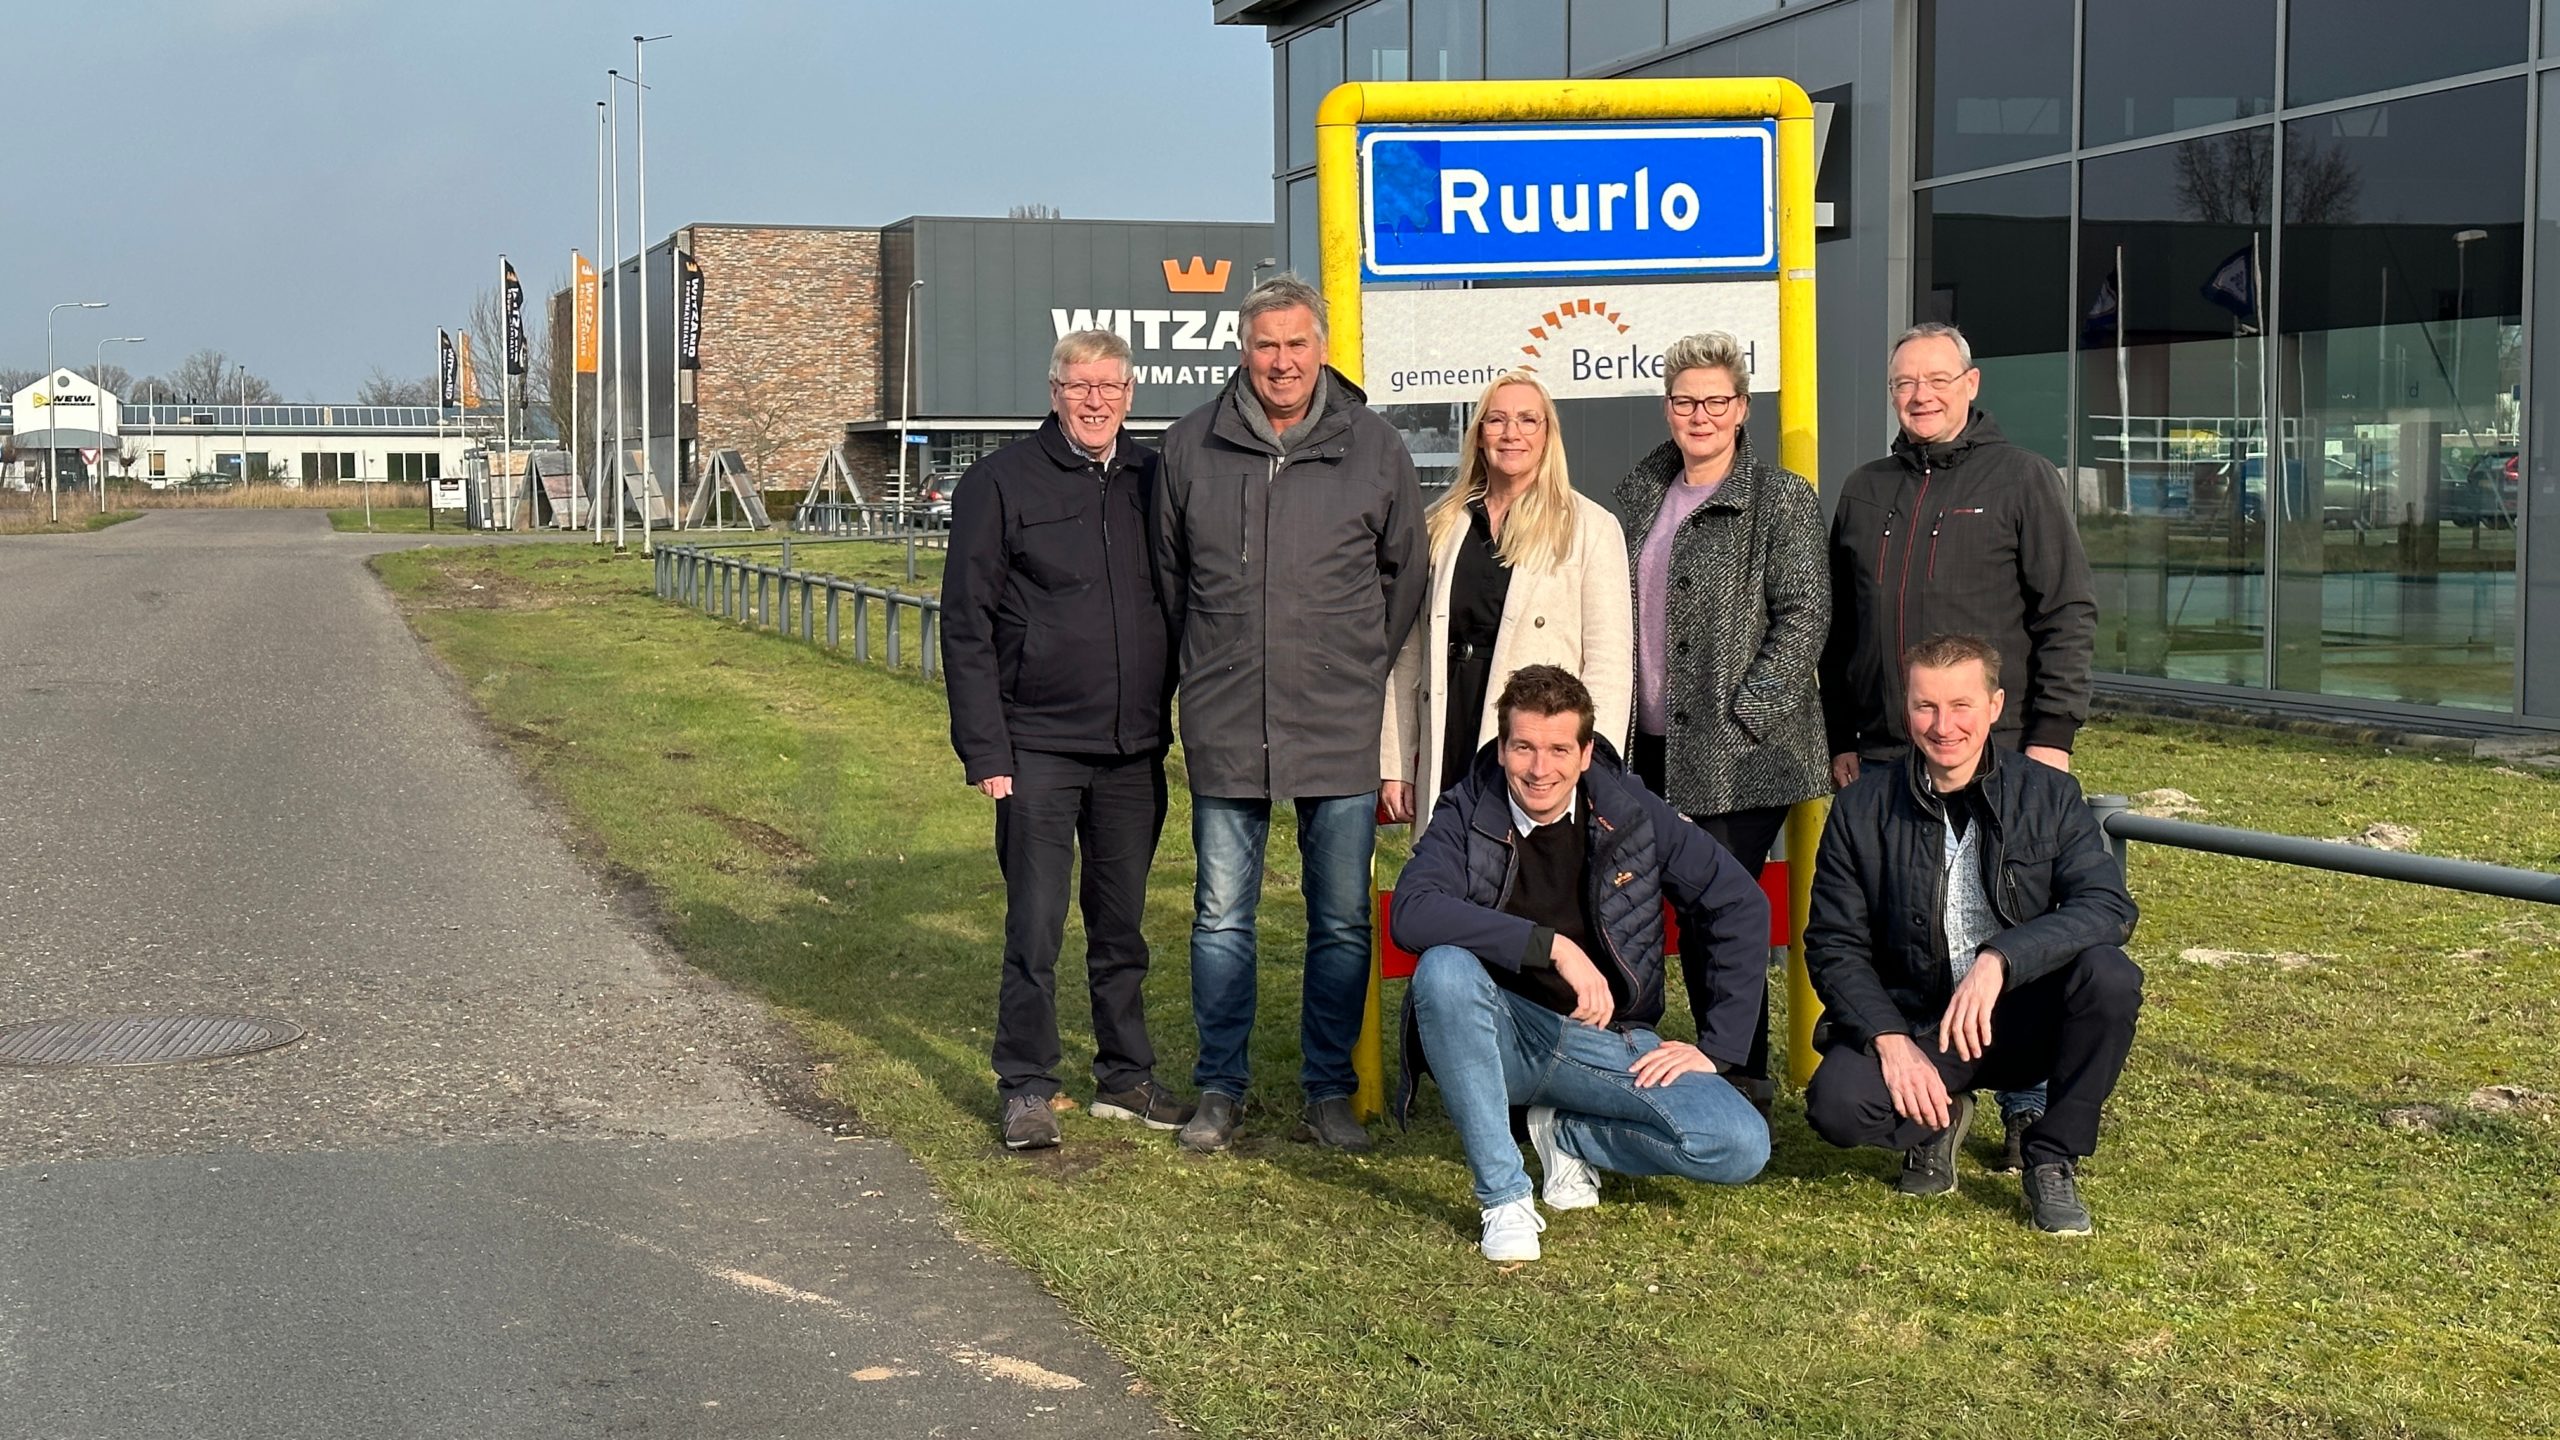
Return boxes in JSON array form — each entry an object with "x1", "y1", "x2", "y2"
[
  {"x1": 1349, "y1": 0, "x2": 1409, "y2": 81},
  {"x1": 2077, "y1": 139, "x2": 2273, "y2": 687},
  {"x1": 1288, "y1": 174, "x2": 1319, "y2": 277},
  {"x1": 1915, "y1": 164, "x2": 2072, "y2": 467},
  {"x1": 1286, "y1": 22, "x2": 1342, "y2": 173},
  {"x1": 2288, "y1": 0, "x2": 2526, "y2": 107},
  {"x1": 2528, "y1": 72, "x2": 2560, "y2": 717},
  {"x1": 2082, "y1": 0, "x2": 2272, "y2": 147},
  {"x1": 2275, "y1": 80, "x2": 2523, "y2": 711},
  {"x1": 1918, "y1": 0, "x2": 2071, "y2": 178},
  {"x1": 1668, "y1": 0, "x2": 1774, "y2": 43},
  {"x1": 1484, "y1": 0, "x2": 1566, "y2": 80},
  {"x1": 1569, "y1": 0, "x2": 1662, "y2": 74},
  {"x1": 1413, "y1": 0, "x2": 1480, "y2": 80}
]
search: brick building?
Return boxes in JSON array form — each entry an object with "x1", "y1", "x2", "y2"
[{"x1": 561, "y1": 213, "x2": 1272, "y2": 505}]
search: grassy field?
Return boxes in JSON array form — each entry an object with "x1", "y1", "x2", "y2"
[
  {"x1": 373, "y1": 540, "x2": 2559, "y2": 1440},
  {"x1": 326, "y1": 506, "x2": 445, "y2": 534},
  {"x1": 0, "y1": 495, "x2": 141, "y2": 534}
]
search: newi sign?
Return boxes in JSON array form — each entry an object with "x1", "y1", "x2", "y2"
[{"x1": 1360, "y1": 122, "x2": 1776, "y2": 281}]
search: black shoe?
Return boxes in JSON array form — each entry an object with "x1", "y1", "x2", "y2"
[
  {"x1": 1895, "y1": 1093, "x2": 1974, "y2": 1197},
  {"x1": 1727, "y1": 1072, "x2": 1776, "y2": 1120},
  {"x1": 1177, "y1": 1091, "x2": 1242, "y2": 1152},
  {"x1": 1293, "y1": 1096, "x2": 1374, "y2": 1152},
  {"x1": 1998, "y1": 1108, "x2": 2044, "y2": 1175},
  {"x1": 2024, "y1": 1161, "x2": 2093, "y2": 1235},
  {"x1": 1001, "y1": 1094, "x2": 1061, "y2": 1151},
  {"x1": 1091, "y1": 1079, "x2": 1195, "y2": 1131}
]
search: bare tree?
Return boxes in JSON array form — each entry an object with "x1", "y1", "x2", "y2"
[
  {"x1": 2175, "y1": 129, "x2": 2360, "y2": 227},
  {"x1": 356, "y1": 366, "x2": 437, "y2": 405},
  {"x1": 0, "y1": 367, "x2": 41, "y2": 396},
  {"x1": 91, "y1": 363, "x2": 137, "y2": 395},
  {"x1": 721, "y1": 369, "x2": 793, "y2": 484},
  {"x1": 1008, "y1": 202, "x2": 1064, "y2": 219},
  {"x1": 539, "y1": 272, "x2": 575, "y2": 447},
  {"x1": 153, "y1": 349, "x2": 282, "y2": 404},
  {"x1": 467, "y1": 283, "x2": 547, "y2": 420}
]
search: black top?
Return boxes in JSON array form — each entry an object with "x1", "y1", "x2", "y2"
[
  {"x1": 1439, "y1": 501, "x2": 1514, "y2": 794},
  {"x1": 1495, "y1": 804, "x2": 1614, "y2": 1016}
]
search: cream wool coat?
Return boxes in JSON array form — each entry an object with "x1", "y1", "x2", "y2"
[{"x1": 1380, "y1": 490, "x2": 1633, "y2": 831}]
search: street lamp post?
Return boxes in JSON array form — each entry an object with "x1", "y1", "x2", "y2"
[
  {"x1": 44, "y1": 299, "x2": 107, "y2": 522},
  {"x1": 632, "y1": 35, "x2": 673, "y2": 537},
  {"x1": 95, "y1": 335, "x2": 143, "y2": 510},
  {"x1": 608, "y1": 69, "x2": 628, "y2": 553},
  {"x1": 895, "y1": 279, "x2": 924, "y2": 529},
  {"x1": 594, "y1": 97, "x2": 609, "y2": 545}
]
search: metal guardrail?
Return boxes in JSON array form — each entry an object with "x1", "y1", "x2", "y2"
[
  {"x1": 794, "y1": 500, "x2": 952, "y2": 548},
  {"x1": 652, "y1": 541, "x2": 942, "y2": 679},
  {"x1": 2088, "y1": 794, "x2": 2560, "y2": 905}
]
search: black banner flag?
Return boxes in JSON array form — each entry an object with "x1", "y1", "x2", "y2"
[
  {"x1": 678, "y1": 252, "x2": 704, "y2": 371},
  {"x1": 438, "y1": 329, "x2": 458, "y2": 407},
  {"x1": 503, "y1": 261, "x2": 527, "y2": 376}
]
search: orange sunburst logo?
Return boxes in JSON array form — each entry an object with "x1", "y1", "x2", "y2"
[{"x1": 1519, "y1": 294, "x2": 1634, "y2": 364}]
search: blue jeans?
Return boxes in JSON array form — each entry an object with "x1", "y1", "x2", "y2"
[
  {"x1": 1189, "y1": 791, "x2": 1378, "y2": 1103},
  {"x1": 1998, "y1": 1082, "x2": 2050, "y2": 1123},
  {"x1": 1408, "y1": 945, "x2": 1770, "y2": 1208}
]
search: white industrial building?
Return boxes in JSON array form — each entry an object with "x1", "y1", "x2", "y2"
[{"x1": 5, "y1": 370, "x2": 492, "y2": 489}]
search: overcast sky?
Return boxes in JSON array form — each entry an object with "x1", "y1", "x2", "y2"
[{"x1": 1, "y1": 1, "x2": 1274, "y2": 399}]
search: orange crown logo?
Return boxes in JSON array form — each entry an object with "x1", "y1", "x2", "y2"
[{"x1": 1163, "y1": 256, "x2": 1232, "y2": 294}]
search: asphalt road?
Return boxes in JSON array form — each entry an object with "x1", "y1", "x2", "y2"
[{"x1": 0, "y1": 511, "x2": 1171, "y2": 1438}]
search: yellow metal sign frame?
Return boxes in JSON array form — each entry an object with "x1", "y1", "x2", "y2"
[{"x1": 1318, "y1": 77, "x2": 1829, "y2": 1115}]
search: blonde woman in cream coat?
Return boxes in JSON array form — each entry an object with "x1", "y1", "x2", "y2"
[{"x1": 1381, "y1": 370, "x2": 1632, "y2": 834}]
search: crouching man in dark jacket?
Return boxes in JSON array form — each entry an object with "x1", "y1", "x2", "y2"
[
  {"x1": 1803, "y1": 634, "x2": 2141, "y2": 1235},
  {"x1": 1392, "y1": 664, "x2": 1771, "y2": 1264}
]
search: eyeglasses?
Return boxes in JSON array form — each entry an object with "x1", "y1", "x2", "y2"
[
  {"x1": 1666, "y1": 394, "x2": 1741, "y2": 417},
  {"x1": 1481, "y1": 411, "x2": 1546, "y2": 432},
  {"x1": 1053, "y1": 379, "x2": 1133, "y2": 400},
  {"x1": 1886, "y1": 371, "x2": 1972, "y2": 399}
]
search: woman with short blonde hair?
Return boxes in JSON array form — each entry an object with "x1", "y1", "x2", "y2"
[
  {"x1": 1615, "y1": 331, "x2": 1828, "y2": 1112},
  {"x1": 1381, "y1": 370, "x2": 1631, "y2": 830}
]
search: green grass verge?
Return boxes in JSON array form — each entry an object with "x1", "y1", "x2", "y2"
[
  {"x1": 327, "y1": 507, "x2": 445, "y2": 534},
  {"x1": 373, "y1": 540, "x2": 2560, "y2": 1440}
]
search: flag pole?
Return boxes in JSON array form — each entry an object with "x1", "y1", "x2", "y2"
[
  {"x1": 569, "y1": 248, "x2": 581, "y2": 535},
  {"x1": 608, "y1": 71, "x2": 628, "y2": 553},
  {"x1": 595, "y1": 100, "x2": 609, "y2": 545},
  {"x1": 500, "y1": 253, "x2": 514, "y2": 532}
]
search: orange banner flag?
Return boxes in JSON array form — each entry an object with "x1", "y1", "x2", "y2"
[
  {"x1": 458, "y1": 332, "x2": 480, "y2": 410},
  {"x1": 573, "y1": 252, "x2": 600, "y2": 374}
]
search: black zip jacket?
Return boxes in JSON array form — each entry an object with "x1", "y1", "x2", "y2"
[
  {"x1": 1389, "y1": 736, "x2": 1769, "y2": 1121},
  {"x1": 939, "y1": 416, "x2": 1171, "y2": 782},
  {"x1": 1802, "y1": 747, "x2": 2137, "y2": 1051},
  {"x1": 1818, "y1": 409, "x2": 2098, "y2": 758}
]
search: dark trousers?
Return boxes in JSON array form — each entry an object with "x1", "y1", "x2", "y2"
[
  {"x1": 1631, "y1": 730, "x2": 1785, "y2": 1085},
  {"x1": 992, "y1": 749, "x2": 1168, "y2": 1101},
  {"x1": 1803, "y1": 946, "x2": 2143, "y2": 1170}
]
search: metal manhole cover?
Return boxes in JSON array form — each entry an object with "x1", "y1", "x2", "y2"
[{"x1": 0, "y1": 1014, "x2": 305, "y2": 1068}]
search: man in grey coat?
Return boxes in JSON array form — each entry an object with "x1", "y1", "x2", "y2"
[{"x1": 1154, "y1": 274, "x2": 1428, "y2": 1153}]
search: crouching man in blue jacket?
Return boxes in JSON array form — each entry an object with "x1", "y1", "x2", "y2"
[{"x1": 1392, "y1": 664, "x2": 1772, "y2": 1264}]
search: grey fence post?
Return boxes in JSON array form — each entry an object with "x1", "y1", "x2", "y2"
[
  {"x1": 825, "y1": 583, "x2": 840, "y2": 649},
  {"x1": 2087, "y1": 793, "x2": 2132, "y2": 883},
  {"x1": 920, "y1": 604, "x2": 939, "y2": 680},
  {"x1": 853, "y1": 590, "x2": 870, "y2": 662},
  {"x1": 887, "y1": 596, "x2": 903, "y2": 668}
]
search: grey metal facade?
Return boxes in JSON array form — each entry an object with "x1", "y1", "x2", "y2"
[
  {"x1": 1230, "y1": 0, "x2": 2559, "y2": 730},
  {"x1": 888, "y1": 216, "x2": 1277, "y2": 427}
]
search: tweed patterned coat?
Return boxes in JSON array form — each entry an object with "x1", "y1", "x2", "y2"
[{"x1": 1614, "y1": 428, "x2": 1831, "y2": 817}]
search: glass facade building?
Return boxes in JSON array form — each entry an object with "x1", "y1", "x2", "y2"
[{"x1": 1221, "y1": 0, "x2": 2558, "y2": 730}]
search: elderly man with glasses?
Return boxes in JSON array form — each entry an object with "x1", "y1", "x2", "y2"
[
  {"x1": 941, "y1": 328, "x2": 1192, "y2": 1152},
  {"x1": 1816, "y1": 321, "x2": 2099, "y2": 1177}
]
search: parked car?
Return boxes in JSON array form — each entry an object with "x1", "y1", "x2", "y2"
[{"x1": 2236, "y1": 454, "x2": 2377, "y2": 528}]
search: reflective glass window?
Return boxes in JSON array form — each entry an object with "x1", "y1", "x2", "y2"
[
  {"x1": 2287, "y1": 0, "x2": 2525, "y2": 107},
  {"x1": 1914, "y1": 164, "x2": 2072, "y2": 466},
  {"x1": 1413, "y1": 0, "x2": 1481, "y2": 79},
  {"x1": 1286, "y1": 22, "x2": 1342, "y2": 173},
  {"x1": 1669, "y1": 0, "x2": 1775, "y2": 44},
  {"x1": 2274, "y1": 80, "x2": 2523, "y2": 711},
  {"x1": 1569, "y1": 0, "x2": 1663, "y2": 74},
  {"x1": 2526, "y1": 72, "x2": 2560, "y2": 717},
  {"x1": 2082, "y1": 0, "x2": 2272, "y2": 147},
  {"x1": 1287, "y1": 174, "x2": 1319, "y2": 277},
  {"x1": 1918, "y1": 0, "x2": 2071, "y2": 178},
  {"x1": 1484, "y1": 0, "x2": 1567, "y2": 80},
  {"x1": 2077, "y1": 139, "x2": 2274, "y2": 687},
  {"x1": 1349, "y1": 0, "x2": 1410, "y2": 80}
]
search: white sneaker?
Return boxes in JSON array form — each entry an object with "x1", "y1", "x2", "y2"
[
  {"x1": 1526, "y1": 1105, "x2": 1600, "y2": 1211},
  {"x1": 1478, "y1": 1196, "x2": 1546, "y2": 1263}
]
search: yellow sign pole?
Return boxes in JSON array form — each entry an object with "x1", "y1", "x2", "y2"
[{"x1": 1318, "y1": 79, "x2": 1829, "y2": 1115}]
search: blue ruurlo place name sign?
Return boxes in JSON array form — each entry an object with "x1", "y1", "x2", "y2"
[{"x1": 1360, "y1": 122, "x2": 1778, "y2": 282}]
